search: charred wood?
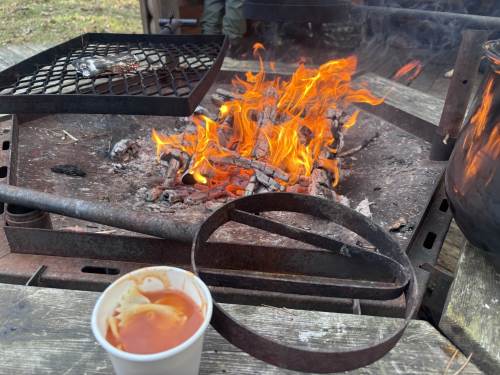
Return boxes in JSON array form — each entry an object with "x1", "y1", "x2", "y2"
[
  {"x1": 255, "y1": 170, "x2": 285, "y2": 192},
  {"x1": 244, "y1": 174, "x2": 257, "y2": 196}
]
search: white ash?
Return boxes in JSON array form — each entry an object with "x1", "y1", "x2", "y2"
[{"x1": 355, "y1": 198, "x2": 373, "y2": 218}]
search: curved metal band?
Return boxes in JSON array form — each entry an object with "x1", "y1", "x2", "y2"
[{"x1": 191, "y1": 193, "x2": 417, "y2": 373}]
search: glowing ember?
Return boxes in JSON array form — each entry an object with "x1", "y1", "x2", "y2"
[
  {"x1": 153, "y1": 43, "x2": 383, "y2": 196},
  {"x1": 393, "y1": 60, "x2": 423, "y2": 82}
]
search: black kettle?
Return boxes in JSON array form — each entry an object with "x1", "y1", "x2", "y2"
[{"x1": 445, "y1": 39, "x2": 500, "y2": 260}]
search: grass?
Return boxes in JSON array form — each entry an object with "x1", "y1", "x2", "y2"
[{"x1": 0, "y1": 0, "x2": 142, "y2": 46}]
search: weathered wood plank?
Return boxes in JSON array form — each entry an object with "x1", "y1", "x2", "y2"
[
  {"x1": 437, "y1": 220, "x2": 466, "y2": 274},
  {"x1": 0, "y1": 283, "x2": 482, "y2": 374},
  {"x1": 429, "y1": 75, "x2": 453, "y2": 99},
  {"x1": 410, "y1": 64, "x2": 445, "y2": 93},
  {"x1": 0, "y1": 44, "x2": 47, "y2": 70},
  {"x1": 440, "y1": 242, "x2": 500, "y2": 374},
  {"x1": 354, "y1": 72, "x2": 445, "y2": 142}
]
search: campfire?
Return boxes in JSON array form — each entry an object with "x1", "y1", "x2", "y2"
[{"x1": 150, "y1": 43, "x2": 383, "y2": 204}]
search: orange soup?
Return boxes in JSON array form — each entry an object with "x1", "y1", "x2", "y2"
[{"x1": 106, "y1": 288, "x2": 204, "y2": 354}]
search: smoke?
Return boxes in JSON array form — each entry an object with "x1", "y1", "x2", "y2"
[{"x1": 239, "y1": 0, "x2": 500, "y2": 76}]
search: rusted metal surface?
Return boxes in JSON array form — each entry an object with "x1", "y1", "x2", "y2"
[
  {"x1": 0, "y1": 252, "x2": 405, "y2": 316},
  {"x1": 5, "y1": 205, "x2": 52, "y2": 229},
  {"x1": 4, "y1": 228, "x2": 399, "y2": 282},
  {"x1": 430, "y1": 29, "x2": 489, "y2": 161},
  {"x1": 11, "y1": 109, "x2": 444, "y2": 249},
  {"x1": 0, "y1": 185, "x2": 407, "y2": 302},
  {"x1": 24, "y1": 265, "x2": 47, "y2": 286},
  {"x1": 406, "y1": 172, "x2": 452, "y2": 317},
  {"x1": 192, "y1": 193, "x2": 417, "y2": 373},
  {"x1": 0, "y1": 184, "x2": 198, "y2": 243}
]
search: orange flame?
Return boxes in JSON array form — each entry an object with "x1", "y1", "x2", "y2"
[
  {"x1": 461, "y1": 78, "x2": 499, "y2": 187},
  {"x1": 153, "y1": 43, "x2": 383, "y2": 188},
  {"x1": 393, "y1": 60, "x2": 423, "y2": 82},
  {"x1": 463, "y1": 126, "x2": 500, "y2": 184}
]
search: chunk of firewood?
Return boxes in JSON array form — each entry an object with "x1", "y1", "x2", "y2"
[
  {"x1": 160, "y1": 145, "x2": 190, "y2": 171},
  {"x1": 328, "y1": 109, "x2": 348, "y2": 157},
  {"x1": 298, "y1": 175, "x2": 312, "y2": 187},
  {"x1": 286, "y1": 184, "x2": 308, "y2": 194},
  {"x1": 255, "y1": 185, "x2": 270, "y2": 194},
  {"x1": 162, "y1": 157, "x2": 180, "y2": 188},
  {"x1": 244, "y1": 174, "x2": 257, "y2": 196},
  {"x1": 208, "y1": 154, "x2": 290, "y2": 183},
  {"x1": 211, "y1": 93, "x2": 227, "y2": 108},
  {"x1": 185, "y1": 186, "x2": 228, "y2": 204},
  {"x1": 218, "y1": 115, "x2": 234, "y2": 148},
  {"x1": 254, "y1": 170, "x2": 285, "y2": 191},
  {"x1": 193, "y1": 105, "x2": 216, "y2": 119},
  {"x1": 252, "y1": 87, "x2": 278, "y2": 159},
  {"x1": 161, "y1": 189, "x2": 190, "y2": 203},
  {"x1": 309, "y1": 169, "x2": 334, "y2": 200},
  {"x1": 145, "y1": 186, "x2": 165, "y2": 202}
]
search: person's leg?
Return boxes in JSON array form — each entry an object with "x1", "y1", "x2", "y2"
[
  {"x1": 222, "y1": 0, "x2": 247, "y2": 40},
  {"x1": 201, "y1": 0, "x2": 225, "y2": 34}
]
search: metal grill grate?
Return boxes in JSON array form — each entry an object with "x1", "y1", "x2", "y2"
[{"x1": 0, "y1": 33, "x2": 228, "y2": 116}]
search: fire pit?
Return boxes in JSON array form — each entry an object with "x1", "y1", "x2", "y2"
[{"x1": 0, "y1": 33, "x2": 452, "y2": 321}]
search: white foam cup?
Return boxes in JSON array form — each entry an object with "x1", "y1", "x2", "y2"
[{"x1": 91, "y1": 266, "x2": 213, "y2": 375}]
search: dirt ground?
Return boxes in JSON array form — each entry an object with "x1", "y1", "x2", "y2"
[{"x1": 0, "y1": 0, "x2": 142, "y2": 45}]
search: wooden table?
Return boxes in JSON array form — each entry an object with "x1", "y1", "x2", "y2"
[{"x1": 0, "y1": 282, "x2": 483, "y2": 374}]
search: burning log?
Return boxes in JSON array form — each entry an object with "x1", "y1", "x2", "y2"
[
  {"x1": 210, "y1": 88, "x2": 242, "y2": 108},
  {"x1": 254, "y1": 170, "x2": 285, "y2": 192},
  {"x1": 218, "y1": 115, "x2": 234, "y2": 148},
  {"x1": 181, "y1": 171, "x2": 197, "y2": 185},
  {"x1": 185, "y1": 185, "x2": 228, "y2": 204},
  {"x1": 309, "y1": 168, "x2": 334, "y2": 200},
  {"x1": 161, "y1": 189, "x2": 190, "y2": 204},
  {"x1": 252, "y1": 88, "x2": 278, "y2": 159},
  {"x1": 244, "y1": 174, "x2": 257, "y2": 196},
  {"x1": 327, "y1": 109, "x2": 348, "y2": 158},
  {"x1": 162, "y1": 157, "x2": 181, "y2": 188},
  {"x1": 298, "y1": 176, "x2": 311, "y2": 187},
  {"x1": 193, "y1": 105, "x2": 215, "y2": 119},
  {"x1": 286, "y1": 184, "x2": 308, "y2": 194},
  {"x1": 209, "y1": 151, "x2": 289, "y2": 182},
  {"x1": 211, "y1": 93, "x2": 227, "y2": 108}
]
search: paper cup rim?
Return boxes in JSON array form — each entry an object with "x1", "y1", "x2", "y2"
[{"x1": 91, "y1": 266, "x2": 213, "y2": 362}]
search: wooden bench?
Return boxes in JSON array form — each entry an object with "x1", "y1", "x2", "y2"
[
  {"x1": 0, "y1": 282, "x2": 483, "y2": 374},
  {"x1": 440, "y1": 241, "x2": 500, "y2": 374}
]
